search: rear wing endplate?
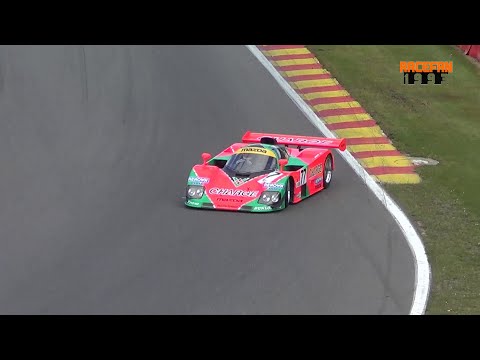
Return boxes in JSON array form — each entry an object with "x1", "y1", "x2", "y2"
[{"x1": 242, "y1": 131, "x2": 346, "y2": 151}]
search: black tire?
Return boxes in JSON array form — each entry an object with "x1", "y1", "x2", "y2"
[
  {"x1": 284, "y1": 177, "x2": 294, "y2": 208},
  {"x1": 283, "y1": 178, "x2": 292, "y2": 209},
  {"x1": 323, "y1": 154, "x2": 333, "y2": 189}
]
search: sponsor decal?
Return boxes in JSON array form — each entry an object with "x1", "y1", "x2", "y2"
[
  {"x1": 236, "y1": 147, "x2": 276, "y2": 158},
  {"x1": 238, "y1": 147, "x2": 267, "y2": 154},
  {"x1": 253, "y1": 206, "x2": 271, "y2": 211},
  {"x1": 257, "y1": 172, "x2": 283, "y2": 186},
  {"x1": 216, "y1": 197, "x2": 243, "y2": 203},
  {"x1": 314, "y1": 177, "x2": 323, "y2": 188},
  {"x1": 309, "y1": 164, "x2": 322, "y2": 177},
  {"x1": 231, "y1": 177, "x2": 251, "y2": 187},
  {"x1": 209, "y1": 187, "x2": 259, "y2": 197},
  {"x1": 296, "y1": 168, "x2": 307, "y2": 188},
  {"x1": 264, "y1": 183, "x2": 284, "y2": 190},
  {"x1": 188, "y1": 176, "x2": 209, "y2": 185},
  {"x1": 255, "y1": 136, "x2": 337, "y2": 146},
  {"x1": 187, "y1": 200, "x2": 201, "y2": 206}
]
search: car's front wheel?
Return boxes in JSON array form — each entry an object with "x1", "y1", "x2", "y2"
[{"x1": 284, "y1": 177, "x2": 294, "y2": 209}]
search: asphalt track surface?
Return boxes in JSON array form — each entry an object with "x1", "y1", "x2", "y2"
[{"x1": 0, "y1": 45, "x2": 415, "y2": 314}]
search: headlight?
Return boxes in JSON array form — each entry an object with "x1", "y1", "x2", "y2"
[
  {"x1": 186, "y1": 185, "x2": 204, "y2": 199},
  {"x1": 258, "y1": 191, "x2": 281, "y2": 205}
]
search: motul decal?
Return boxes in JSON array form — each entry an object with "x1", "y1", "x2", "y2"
[{"x1": 209, "y1": 188, "x2": 259, "y2": 197}]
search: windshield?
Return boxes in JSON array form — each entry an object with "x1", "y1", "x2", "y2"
[{"x1": 224, "y1": 152, "x2": 278, "y2": 176}]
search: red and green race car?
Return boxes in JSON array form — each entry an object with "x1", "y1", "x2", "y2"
[{"x1": 185, "y1": 131, "x2": 346, "y2": 212}]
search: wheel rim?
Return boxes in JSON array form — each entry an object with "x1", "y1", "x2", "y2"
[{"x1": 325, "y1": 157, "x2": 332, "y2": 183}]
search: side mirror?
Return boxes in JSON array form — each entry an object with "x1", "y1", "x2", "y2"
[
  {"x1": 201, "y1": 152, "x2": 212, "y2": 166},
  {"x1": 279, "y1": 159, "x2": 288, "y2": 171}
]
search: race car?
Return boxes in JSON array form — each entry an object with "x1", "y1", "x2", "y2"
[{"x1": 185, "y1": 131, "x2": 346, "y2": 212}]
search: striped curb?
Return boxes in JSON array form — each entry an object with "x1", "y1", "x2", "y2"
[{"x1": 258, "y1": 45, "x2": 421, "y2": 185}]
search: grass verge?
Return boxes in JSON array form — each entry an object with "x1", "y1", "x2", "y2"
[{"x1": 306, "y1": 45, "x2": 480, "y2": 314}]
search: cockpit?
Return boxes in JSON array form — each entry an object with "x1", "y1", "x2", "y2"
[{"x1": 223, "y1": 145, "x2": 279, "y2": 177}]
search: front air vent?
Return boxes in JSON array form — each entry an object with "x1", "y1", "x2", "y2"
[
  {"x1": 211, "y1": 159, "x2": 227, "y2": 168},
  {"x1": 284, "y1": 165, "x2": 303, "y2": 171}
]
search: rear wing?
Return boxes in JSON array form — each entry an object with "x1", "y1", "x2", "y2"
[{"x1": 242, "y1": 131, "x2": 346, "y2": 151}]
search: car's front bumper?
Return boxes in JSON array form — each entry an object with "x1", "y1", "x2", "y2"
[{"x1": 185, "y1": 199, "x2": 283, "y2": 213}]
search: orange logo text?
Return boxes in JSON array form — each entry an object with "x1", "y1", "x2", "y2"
[{"x1": 399, "y1": 61, "x2": 453, "y2": 73}]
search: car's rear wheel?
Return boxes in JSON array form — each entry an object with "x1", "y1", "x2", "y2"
[{"x1": 323, "y1": 155, "x2": 333, "y2": 189}]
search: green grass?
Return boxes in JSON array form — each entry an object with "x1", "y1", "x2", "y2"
[{"x1": 306, "y1": 45, "x2": 480, "y2": 314}]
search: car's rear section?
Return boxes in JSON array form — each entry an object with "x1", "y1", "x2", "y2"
[
  {"x1": 282, "y1": 147, "x2": 333, "y2": 202},
  {"x1": 242, "y1": 131, "x2": 346, "y2": 203}
]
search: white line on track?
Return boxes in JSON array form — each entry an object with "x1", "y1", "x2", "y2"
[{"x1": 246, "y1": 45, "x2": 431, "y2": 315}]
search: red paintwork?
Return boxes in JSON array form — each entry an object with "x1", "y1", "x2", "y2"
[
  {"x1": 287, "y1": 147, "x2": 334, "y2": 203},
  {"x1": 468, "y1": 45, "x2": 480, "y2": 61},
  {"x1": 194, "y1": 141, "x2": 287, "y2": 210},
  {"x1": 192, "y1": 159, "x2": 288, "y2": 211},
  {"x1": 191, "y1": 132, "x2": 347, "y2": 210},
  {"x1": 241, "y1": 131, "x2": 346, "y2": 151}
]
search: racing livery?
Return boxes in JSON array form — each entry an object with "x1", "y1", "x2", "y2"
[{"x1": 185, "y1": 131, "x2": 346, "y2": 212}]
